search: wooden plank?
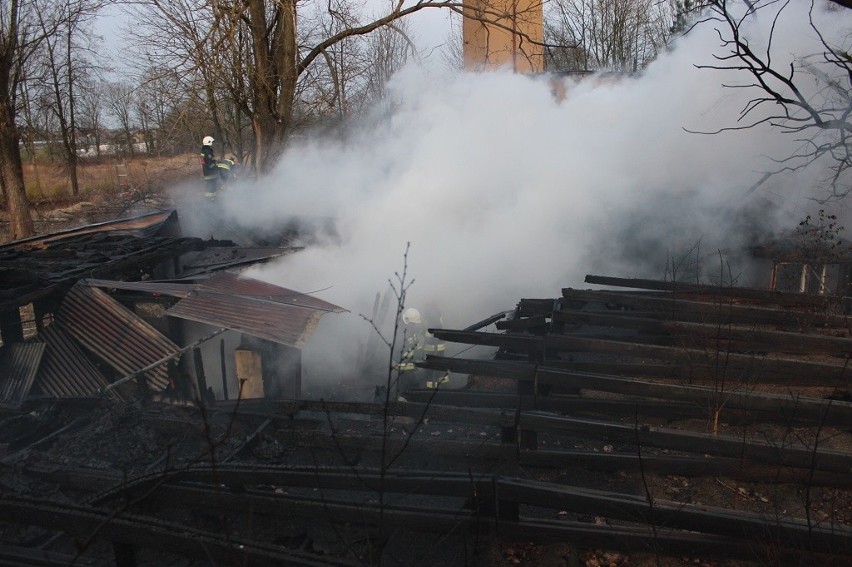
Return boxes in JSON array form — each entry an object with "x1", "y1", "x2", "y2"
[
  {"x1": 561, "y1": 288, "x2": 850, "y2": 328},
  {"x1": 417, "y1": 356, "x2": 852, "y2": 425},
  {"x1": 462, "y1": 311, "x2": 509, "y2": 332},
  {"x1": 584, "y1": 274, "x2": 841, "y2": 306},
  {"x1": 552, "y1": 310, "x2": 852, "y2": 354},
  {"x1": 497, "y1": 477, "x2": 852, "y2": 554},
  {"x1": 401, "y1": 389, "x2": 701, "y2": 417},
  {"x1": 429, "y1": 330, "x2": 852, "y2": 386},
  {"x1": 518, "y1": 412, "x2": 852, "y2": 473},
  {"x1": 518, "y1": 450, "x2": 852, "y2": 487},
  {"x1": 272, "y1": 399, "x2": 515, "y2": 427}
]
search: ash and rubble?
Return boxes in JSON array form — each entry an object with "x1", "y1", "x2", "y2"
[{"x1": 1, "y1": 203, "x2": 852, "y2": 566}]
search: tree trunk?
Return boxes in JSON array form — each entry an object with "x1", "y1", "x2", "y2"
[
  {"x1": 0, "y1": 98, "x2": 34, "y2": 240},
  {"x1": 247, "y1": 0, "x2": 297, "y2": 174}
]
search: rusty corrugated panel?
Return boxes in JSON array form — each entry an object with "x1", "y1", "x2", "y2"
[
  {"x1": 33, "y1": 324, "x2": 119, "y2": 399},
  {"x1": 81, "y1": 279, "x2": 195, "y2": 298},
  {"x1": 0, "y1": 210, "x2": 177, "y2": 253},
  {"x1": 166, "y1": 273, "x2": 346, "y2": 347},
  {"x1": 0, "y1": 343, "x2": 45, "y2": 407},
  {"x1": 179, "y1": 247, "x2": 292, "y2": 276},
  {"x1": 200, "y1": 272, "x2": 346, "y2": 313},
  {"x1": 57, "y1": 284, "x2": 177, "y2": 391}
]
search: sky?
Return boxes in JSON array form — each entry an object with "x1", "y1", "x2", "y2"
[{"x1": 159, "y1": 0, "x2": 852, "y2": 388}]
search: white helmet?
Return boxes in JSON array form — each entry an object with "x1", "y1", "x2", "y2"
[
  {"x1": 202, "y1": 136, "x2": 214, "y2": 146},
  {"x1": 402, "y1": 308, "x2": 421, "y2": 325}
]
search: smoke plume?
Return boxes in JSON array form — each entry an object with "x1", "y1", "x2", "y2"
[{"x1": 177, "y1": 0, "x2": 852, "y2": 389}]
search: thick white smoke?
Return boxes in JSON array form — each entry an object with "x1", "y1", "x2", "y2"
[{"x1": 189, "y1": 0, "x2": 851, "y2": 389}]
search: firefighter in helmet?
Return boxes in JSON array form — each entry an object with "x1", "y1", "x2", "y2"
[
  {"x1": 200, "y1": 136, "x2": 218, "y2": 198},
  {"x1": 217, "y1": 155, "x2": 240, "y2": 189},
  {"x1": 395, "y1": 306, "x2": 449, "y2": 392},
  {"x1": 395, "y1": 307, "x2": 426, "y2": 392}
]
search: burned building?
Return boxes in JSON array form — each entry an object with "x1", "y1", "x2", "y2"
[{"x1": 0, "y1": 209, "x2": 345, "y2": 410}]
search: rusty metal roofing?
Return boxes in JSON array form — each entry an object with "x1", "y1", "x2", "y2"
[
  {"x1": 0, "y1": 343, "x2": 45, "y2": 407},
  {"x1": 33, "y1": 324, "x2": 118, "y2": 399},
  {"x1": 81, "y1": 279, "x2": 195, "y2": 298},
  {"x1": 0, "y1": 210, "x2": 178, "y2": 252},
  {"x1": 57, "y1": 284, "x2": 176, "y2": 391},
  {"x1": 166, "y1": 272, "x2": 347, "y2": 347},
  {"x1": 178, "y1": 247, "x2": 293, "y2": 276},
  {"x1": 198, "y1": 272, "x2": 345, "y2": 313}
]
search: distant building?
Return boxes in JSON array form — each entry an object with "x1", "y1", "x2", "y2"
[{"x1": 463, "y1": 0, "x2": 544, "y2": 73}]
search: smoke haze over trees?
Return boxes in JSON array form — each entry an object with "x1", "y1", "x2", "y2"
[
  {"x1": 2, "y1": 0, "x2": 851, "y2": 256},
  {"x1": 202, "y1": 0, "x2": 852, "y2": 351}
]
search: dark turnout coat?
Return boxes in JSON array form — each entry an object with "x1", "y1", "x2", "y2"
[{"x1": 200, "y1": 145, "x2": 218, "y2": 180}]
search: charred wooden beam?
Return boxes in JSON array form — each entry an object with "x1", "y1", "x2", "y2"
[
  {"x1": 0, "y1": 496, "x2": 360, "y2": 566},
  {"x1": 517, "y1": 298, "x2": 559, "y2": 317},
  {"x1": 498, "y1": 477, "x2": 852, "y2": 555},
  {"x1": 0, "y1": 544, "x2": 99, "y2": 566},
  {"x1": 417, "y1": 356, "x2": 852, "y2": 426},
  {"x1": 553, "y1": 311, "x2": 852, "y2": 353},
  {"x1": 584, "y1": 274, "x2": 842, "y2": 307},
  {"x1": 429, "y1": 330, "x2": 852, "y2": 386},
  {"x1": 271, "y1": 399, "x2": 515, "y2": 427},
  {"x1": 462, "y1": 310, "x2": 510, "y2": 331},
  {"x1": 518, "y1": 412, "x2": 852, "y2": 473},
  {"x1": 495, "y1": 314, "x2": 549, "y2": 332},
  {"x1": 561, "y1": 288, "x2": 851, "y2": 328},
  {"x1": 517, "y1": 450, "x2": 852, "y2": 487}
]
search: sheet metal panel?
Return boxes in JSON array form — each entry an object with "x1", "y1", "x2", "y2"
[
  {"x1": 165, "y1": 272, "x2": 346, "y2": 347},
  {"x1": 34, "y1": 324, "x2": 118, "y2": 399},
  {"x1": 166, "y1": 292, "x2": 327, "y2": 347},
  {"x1": 0, "y1": 210, "x2": 177, "y2": 253},
  {"x1": 199, "y1": 272, "x2": 346, "y2": 313},
  {"x1": 0, "y1": 343, "x2": 45, "y2": 407},
  {"x1": 81, "y1": 279, "x2": 195, "y2": 298},
  {"x1": 57, "y1": 284, "x2": 176, "y2": 391}
]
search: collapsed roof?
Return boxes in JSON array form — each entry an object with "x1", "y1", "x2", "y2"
[{"x1": 0, "y1": 209, "x2": 345, "y2": 409}]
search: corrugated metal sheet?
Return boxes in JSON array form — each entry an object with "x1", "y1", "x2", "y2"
[
  {"x1": 81, "y1": 279, "x2": 195, "y2": 298},
  {"x1": 179, "y1": 247, "x2": 291, "y2": 276},
  {"x1": 166, "y1": 272, "x2": 346, "y2": 347},
  {"x1": 0, "y1": 343, "x2": 45, "y2": 407},
  {"x1": 33, "y1": 324, "x2": 119, "y2": 399},
  {"x1": 0, "y1": 210, "x2": 177, "y2": 253},
  {"x1": 57, "y1": 284, "x2": 177, "y2": 391},
  {"x1": 199, "y1": 272, "x2": 346, "y2": 313}
]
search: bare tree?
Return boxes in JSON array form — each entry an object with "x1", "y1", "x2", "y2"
[
  {"x1": 77, "y1": 78, "x2": 106, "y2": 157},
  {"x1": 31, "y1": 0, "x2": 102, "y2": 197},
  {"x1": 363, "y1": 19, "x2": 419, "y2": 103},
  {"x1": 128, "y1": 0, "x2": 472, "y2": 177},
  {"x1": 691, "y1": 0, "x2": 852, "y2": 202},
  {"x1": 105, "y1": 81, "x2": 136, "y2": 158},
  {"x1": 0, "y1": 0, "x2": 67, "y2": 239},
  {"x1": 544, "y1": 0, "x2": 677, "y2": 71}
]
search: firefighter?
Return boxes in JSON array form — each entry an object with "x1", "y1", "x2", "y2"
[
  {"x1": 200, "y1": 136, "x2": 218, "y2": 198},
  {"x1": 395, "y1": 307, "x2": 426, "y2": 393},
  {"x1": 217, "y1": 155, "x2": 240, "y2": 189},
  {"x1": 421, "y1": 303, "x2": 449, "y2": 388}
]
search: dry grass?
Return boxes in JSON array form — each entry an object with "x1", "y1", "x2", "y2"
[{"x1": 22, "y1": 154, "x2": 198, "y2": 204}]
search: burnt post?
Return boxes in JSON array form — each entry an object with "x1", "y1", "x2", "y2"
[
  {"x1": 0, "y1": 309, "x2": 24, "y2": 343},
  {"x1": 220, "y1": 339, "x2": 228, "y2": 400},
  {"x1": 192, "y1": 347, "x2": 209, "y2": 406}
]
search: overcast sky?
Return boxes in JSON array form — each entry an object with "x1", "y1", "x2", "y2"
[{"x1": 93, "y1": 2, "x2": 458, "y2": 75}]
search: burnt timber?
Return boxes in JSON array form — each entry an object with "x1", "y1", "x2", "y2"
[{"x1": 2, "y1": 230, "x2": 852, "y2": 567}]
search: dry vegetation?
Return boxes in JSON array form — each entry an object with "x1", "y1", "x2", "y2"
[
  {"x1": 22, "y1": 153, "x2": 198, "y2": 203},
  {"x1": 0, "y1": 154, "x2": 198, "y2": 243}
]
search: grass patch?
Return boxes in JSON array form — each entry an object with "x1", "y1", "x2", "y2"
[{"x1": 23, "y1": 154, "x2": 199, "y2": 204}]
